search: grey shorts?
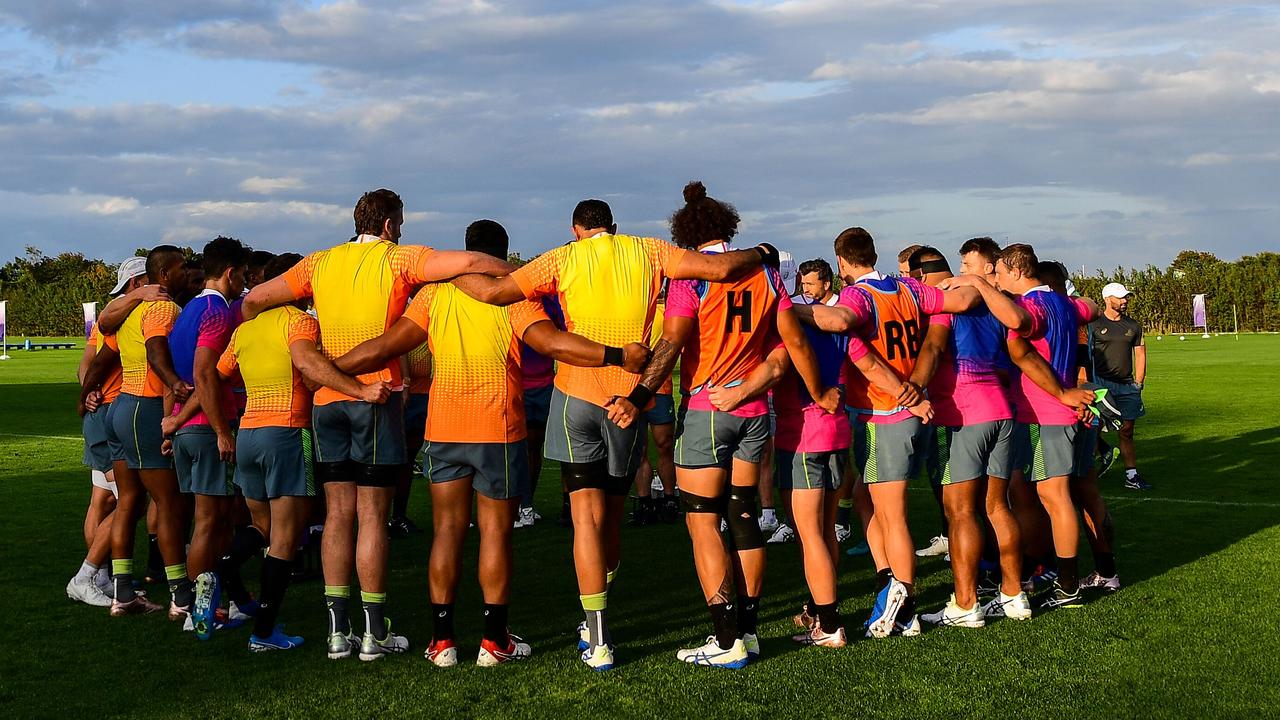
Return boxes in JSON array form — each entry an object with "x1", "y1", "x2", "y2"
[
  {"x1": 312, "y1": 393, "x2": 406, "y2": 466},
  {"x1": 544, "y1": 388, "x2": 645, "y2": 478},
  {"x1": 856, "y1": 416, "x2": 927, "y2": 484},
  {"x1": 932, "y1": 420, "x2": 1014, "y2": 485},
  {"x1": 1073, "y1": 422, "x2": 1099, "y2": 477},
  {"x1": 235, "y1": 427, "x2": 315, "y2": 501},
  {"x1": 674, "y1": 408, "x2": 770, "y2": 470},
  {"x1": 82, "y1": 405, "x2": 114, "y2": 472},
  {"x1": 405, "y1": 392, "x2": 429, "y2": 448},
  {"x1": 1098, "y1": 378, "x2": 1145, "y2": 421},
  {"x1": 107, "y1": 393, "x2": 171, "y2": 470},
  {"x1": 174, "y1": 426, "x2": 235, "y2": 497},
  {"x1": 425, "y1": 440, "x2": 530, "y2": 500},
  {"x1": 1014, "y1": 422, "x2": 1078, "y2": 482},
  {"x1": 523, "y1": 383, "x2": 553, "y2": 426},
  {"x1": 644, "y1": 393, "x2": 676, "y2": 426},
  {"x1": 775, "y1": 449, "x2": 847, "y2": 491}
]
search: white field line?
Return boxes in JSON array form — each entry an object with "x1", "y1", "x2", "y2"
[
  {"x1": 0, "y1": 432, "x2": 83, "y2": 441},
  {"x1": 904, "y1": 486, "x2": 1280, "y2": 509}
]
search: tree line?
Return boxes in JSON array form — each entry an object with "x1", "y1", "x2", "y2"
[{"x1": 1, "y1": 246, "x2": 1276, "y2": 337}]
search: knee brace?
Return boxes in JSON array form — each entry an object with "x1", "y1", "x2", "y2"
[
  {"x1": 562, "y1": 460, "x2": 609, "y2": 493},
  {"x1": 679, "y1": 490, "x2": 725, "y2": 514},
  {"x1": 727, "y1": 486, "x2": 765, "y2": 550},
  {"x1": 314, "y1": 460, "x2": 356, "y2": 485}
]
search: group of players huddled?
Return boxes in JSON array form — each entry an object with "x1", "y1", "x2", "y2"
[{"x1": 67, "y1": 182, "x2": 1126, "y2": 670}]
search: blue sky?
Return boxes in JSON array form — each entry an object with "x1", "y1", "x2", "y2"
[{"x1": 0, "y1": 1, "x2": 1277, "y2": 273}]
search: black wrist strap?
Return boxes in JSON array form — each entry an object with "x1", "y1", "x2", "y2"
[
  {"x1": 603, "y1": 346, "x2": 625, "y2": 367},
  {"x1": 626, "y1": 384, "x2": 654, "y2": 408}
]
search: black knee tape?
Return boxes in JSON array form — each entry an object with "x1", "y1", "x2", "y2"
[
  {"x1": 605, "y1": 475, "x2": 632, "y2": 497},
  {"x1": 314, "y1": 460, "x2": 357, "y2": 485},
  {"x1": 562, "y1": 460, "x2": 609, "y2": 493},
  {"x1": 727, "y1": 486, "x2": 764, "y2": 550},
  {"x1": 679, "y1": 490, "x2": 725, "y2": 514},
  {"x1": 356, "y1": 463, "x2": 400, "y2": 488}
]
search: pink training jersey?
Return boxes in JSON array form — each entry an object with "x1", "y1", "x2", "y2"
[
  {"x1": 1010, "y1": 289, "x2": 1096, "y2": 426},
  {"x1": 926, "y1": 313, "x2": 1013, "y2": 427},
  {"x1": 837, "y1": 275, "x2": 945, "y2": 424},
  {"x1": 773, "y1": 325, "x2": 862, "y2": 453}
]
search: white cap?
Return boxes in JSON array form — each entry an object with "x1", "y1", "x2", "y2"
[
  {"x1": 1102, "y1": 282, "x2": 1133, "y2": 299},
  {"x1": 109, "y1": 256, "x2": 147, "y2": 295},
  {"x1": 778, "y1": 250, "x2": 797, "y2": 287},
  {"x1": 1065, "y1": 279, "x2": 1079, "y2": 298}
]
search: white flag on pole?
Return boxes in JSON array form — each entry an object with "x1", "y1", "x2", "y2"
[
  {"x1": 83, "y1": 302, "x2": 98, "y2": 339},
  {"x1": 0, "y1": 300, "x2": 8, "y2": 360}
]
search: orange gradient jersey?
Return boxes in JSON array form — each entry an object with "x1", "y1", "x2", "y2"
[
  {"x1": 666, "y1": 260, "x2": 790, "y2": 417},
  {"x1": 88, "y1": 323, "x2": 123, "y2": 403},
  {"x1": 217, "y1": 306, "x2": 318, "y2": 429},
  {"x1": 842, "y1": 278, "x2": 927, "y2": 416},
  {"x1": 116, "y1": 299, "x2": 181, "y2": 397},
  {"x1": 511, "y1": 234, "x2": 689, "y2": 408},
  {"x1": 404, "y1": 284, "x2": 548, "y2": 443},
  {"x1": 283, "y1": 238, "x2": 436, "y2": 405},
  {"x1": 406, "y1": 341, "x2": 432, "y2": 394}
]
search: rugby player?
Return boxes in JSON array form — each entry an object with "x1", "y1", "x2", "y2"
[
  {"x1": 943, "y1": 244, "x2": 1099, "y2": 609},
  {"x1": 242, "y1": 189, "x2": 514, "y2": 661},
  {"x1": 219, "y1": 253, "x2": 390, "y2": 651},
  {"x1": 392, "y1": 330, "x2": 430, "y2": 537},
  {"x1": 82, "y1": 246, "x2": 193, "y2": 617},
  {"x1": 629, "y1": 294, "x2": 677, "y2": 527},
  {"x1": 335, "y1": 219, "x2": 648, "y2": 668},
  {"x1": 516, "y1": 295, "x2": 566, "y2": 529},
  {"x1": 453, "y1": 197, "x2": 774, "y2": 671}
]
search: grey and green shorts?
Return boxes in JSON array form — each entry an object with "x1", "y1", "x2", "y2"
[
  {"x1": 312, "y1": 394, "x2": 407, "y2": 466},
  {"x1": 674, "y1": 408, "x2": 770, "y2": 470},
  {"x1": 854, "y1": 416, "x2": 928, "y2": 484},
  {"x1": 545, "y1": 388, "x2": 646, "y2": 478},
  {"x1": 775, "y1": 448, "x2": 848, "y2": 491},
  {"x1": 425, "y1": 439, "x2": 530, "y2": 501},
  {"x1": 1013, "y1": 422, "x2": 1078, "y2": 482},
  {"x1": 82, "y1": 405, "x2": 115, "y2": 472},
  {"x1": 174, "y1": 425, "x2": 235, "y2": 496},
  {"x1": 931, "y1": 420, "x2": 1015, "y2": 485},
  {"x1": 235, "y1": 426, "x2": 315, "y2": 501},
  {"x1": 107, "y1": 393, "x2": 171, "y2": 470}
]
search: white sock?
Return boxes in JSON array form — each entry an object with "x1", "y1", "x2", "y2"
[
  {"x1": 95, "y1": 567, "x2": 111, "y2": 587},
  {"x1": 1125, "y1": 468, "x2": 1138, "y2": 479},
  {"x1": 76, "y1": 560, "x2": 98, "y2": 581},
  {"x1": 762, "y1": 508, "x2": 777, "y2": 523}
]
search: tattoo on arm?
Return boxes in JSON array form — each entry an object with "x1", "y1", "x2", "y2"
[{"x1": 639, "y1": 338, "x2": 679, "y2": 392}]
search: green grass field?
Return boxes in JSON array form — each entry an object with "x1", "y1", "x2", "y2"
[{"x1": 1, "y1": 335, "x2": 1278, "y2": 719}]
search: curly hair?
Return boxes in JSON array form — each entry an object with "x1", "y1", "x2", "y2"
[{"x1": 669, "y1": 181, "x2": 740, "y2": 250}]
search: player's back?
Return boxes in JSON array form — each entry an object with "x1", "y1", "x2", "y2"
[
  {"x1": 844, "y1": 277, "x2": 925, "y2": 416},
  {"x1": 116, "y1": 299, "x2": 181, "y2": 397},
  {"x1": 670, "y1": 262, "x2": 788, "y2": 414},
  {"x1": 227, "y1": 306, "x2": 314, "y2": 429}
]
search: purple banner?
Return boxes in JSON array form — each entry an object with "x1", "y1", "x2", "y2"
[
  {"x1": 83, "y1": 302, "x2": 98, "y2": 339},
  {"x1": 1192, "y1": 294, "x2": 1206, "y2": 328}
]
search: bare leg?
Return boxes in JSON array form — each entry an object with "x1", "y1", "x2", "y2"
[
  {"x1": 943, "y1": 479, "x2": 983, "y2": 608},
  {"x1": 984, "y1": 475, "x2": 1023, "y2": 597},
  {"x1": 428, "y1": 479, "x2": 472, "y2": 604}
]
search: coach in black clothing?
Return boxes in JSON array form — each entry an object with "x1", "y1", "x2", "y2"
[{"x1": 1091, "y1": 282, "x2": 1149, "y2": 490}]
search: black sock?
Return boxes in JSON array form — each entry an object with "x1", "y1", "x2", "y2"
[
  {"x1": 805, "y1": 594, "x2": 816, "y2": 614},
  {"x1": 814, "y1": 602, "x2": 842, "y2": 634},
  {"x1": 876, "y1": 568, "x2": 893, "y2": 590},
  {"x1": 483, "y1": 603, "x2": 509, "y2": 644},
  {"x1": 432, "y1": 602, "x2": 455, "y2": 641},
  {"x1": 325, "y1": 592, "x2": 350, "y2": 635},
  {"x1": 1021, "y1": 556, "x2": 1040, "y2": 580},
  {"x1": 737, "y1": 595, "x2": 760, "y2": 635},
  {"x1": 217, "y1": 525, "x2": 266, "y2": 605},
  {"x1": 146, "y1": 534, "x2": 162, "y2": 577},
  {"x1": 1095, "y1": 552, "x2": 1117, "y2": 579},
  {"x1": 708, "y1": 602, "x2": 738, "y2": 650},
  {"x1": 253, "y1": 554, "x2": 293, "y2": 638},
  {"x1": 1057, "y1": 556, "x2": 1079, "y2": 593},
  {"x1": 897, "y1": 589, "x2": 917, "y2": 623}
]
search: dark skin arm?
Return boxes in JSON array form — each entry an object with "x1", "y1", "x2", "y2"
[
  {"x1": 292, "y1": 340, "x2": 391, "y2": 404},
  {"x1": 909, "y1": 322, "x2": 950, "y2": 388},
  {"x1": 607, "y1": 315, "x2": 694, "y2": 429},
  {"x1": 146, "y1": 336, "x2": 191, "y2": 402},
  {"x1": 334, "y1": 318, "x2": 426, "y2": 376},
  {"x1": 80, "y1": 344, "x2": 121, "y2": 410},
  {"x1": 96, "y1": 284, "x2": 170, "y2": 334},
  {"x1": 666, "y1": 247, "x2": 766, "y2": 282},
  {"x1": 522, "y1": 321, "x2": 650, "y2": 373},
  {"x1": 450, "y1": 274, "x2": 526, "y2": 306}
]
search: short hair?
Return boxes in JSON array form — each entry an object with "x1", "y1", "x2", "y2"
[
  {"x1": 248, "y1": 250, "x2": 275, "y2": 270},
  {"x1": 264, "y1": 253, "x2": 303, "y2": 282},
  {"x1": 354, "y1": 189, "x2": 404, "y2": 236},
  {"x1": 959, "y1": 237, "x2": 1001, "y2": 265},
  {"x1": 999, "y1": 243, "x2": 1039, "y2": 277},
  {"x1": 572, "y1": 199, "x2": 614, "y2": 231},
  {"x1": 669, "y1": 181, "x2": 740, "y2": 250},
  {"x1": 907, "y1": 245, "x2": 947, "y2": 271},
  {"x1": 834, "y1": 227, "x2": 877, "y2": 268},
  {"x1": 201, "y1": 236, "x2": 250, "y2": 279},
  {"x1": 145, "y1": 245, "x2": 183, "y2": 282},
  {"x1": 465, "y1": 219, "x2": 510, "y2": 260},
  {"x1": 798, "y1": 258, "x2": 834, "y2": 285},
  {"x1": 1036, "y1": 260, "x2": 1069, "y2": 288},
  {"x1": 897, "y1": 244, "x2": 923, "y2": 265}
]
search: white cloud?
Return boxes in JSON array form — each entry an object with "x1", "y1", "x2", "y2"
[
  {"x1": 83, "y1": 196, "x2": 140, "y2": 215},
  {"x1": 239, "y1": 176, "x2": 305, "y2": 194}
]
